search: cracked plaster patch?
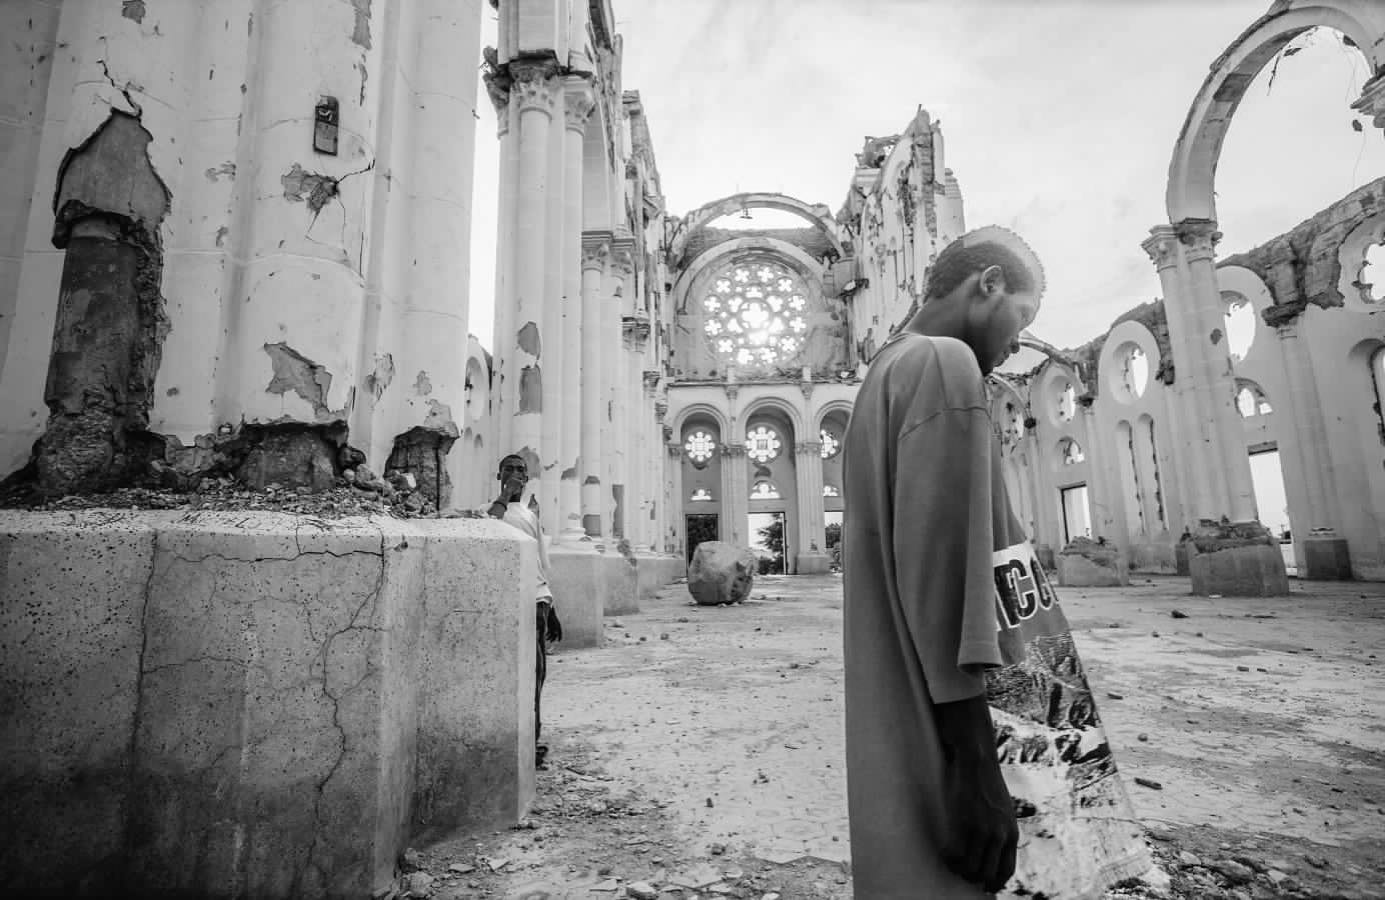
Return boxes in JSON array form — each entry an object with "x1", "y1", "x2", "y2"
[{"x1": 280, "y1": 164, "x2": 338, "y2": 215}]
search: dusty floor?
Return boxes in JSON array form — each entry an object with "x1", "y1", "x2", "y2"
[{"x1": 406, "y1": 574, "x2": 1385, "y2": 900}]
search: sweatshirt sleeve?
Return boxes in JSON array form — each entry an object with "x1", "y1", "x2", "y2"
[{"x1": 892, "y1": 405, "x2": 1004, "y2": 704}]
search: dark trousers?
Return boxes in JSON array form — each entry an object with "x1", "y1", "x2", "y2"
[{"x1": 535, "y1": 603, "x2": 549, "y2": 746}]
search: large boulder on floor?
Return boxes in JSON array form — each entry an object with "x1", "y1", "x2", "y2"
[{"x1": 687, "y1": 542, "x2": 756, "y2": 606}]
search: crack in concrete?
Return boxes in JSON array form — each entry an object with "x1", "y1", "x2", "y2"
[{"x1": 297, "y1": 524, "x2": 388, "y2": 892}]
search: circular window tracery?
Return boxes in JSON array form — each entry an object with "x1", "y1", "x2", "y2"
[
  {"x1": 704, "y1": 260, "x2": 808, "y2": 367},
  {"x1": 746, "y1": 425, "x2": 782, "y2": 464},
  {"x1": 820, "y1": 429, "x2": 840, "y2": 459},
  {"x1": 1060, "y1": 438, "x2": 1085, "y2": 465},
  {"x1": 684, "y1": 430, "x2": 718, "y2": 466},
  {"x1": 1362, "y1": 241, "x2": 1385, "y2": 303}
]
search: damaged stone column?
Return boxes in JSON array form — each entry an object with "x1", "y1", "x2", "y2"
[
  {"x1": 580, "y1": 237, "x2": 610, "y2": 539},
  {"x1": 538, "y1": 63, "x2": 567, "y2": 538},
  {"x1": 35, "y1": 111, "x2": 171, "y2": 496},
  {"x1": 720, "y1": 443, "x2": 749, "y2": 547},
  {"x1": 1144, "y1": 222, "x2": 1286, "y2": 595},
  {"x1": 558, "y1": 78, "x2": 595, "y2": 543},
  {"x1": 504, "y1": 61, "x2": 559, "y2": 488}
]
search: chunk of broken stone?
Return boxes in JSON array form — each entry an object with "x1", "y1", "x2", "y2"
[
  {"x1": 402, "y1": 871, "x2": 435, "y2": 897},
  {"x1": 1213, "y1": 859, "x2": 1254, "y2": 884},
  {"x1": 627, "y1": 882, "x2": 659, "y2": 899},
  {"x1": 400, "y1": 847, "x2": 425, "y2": 872},
  {"x1": 687, "y1": 541, "x2": 757, "y2": 606}
]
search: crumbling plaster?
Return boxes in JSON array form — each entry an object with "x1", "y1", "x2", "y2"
[{"x1": 0, "y1": 0, "x2": 484, "y2": 504}]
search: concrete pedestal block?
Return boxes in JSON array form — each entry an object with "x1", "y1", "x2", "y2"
[
  {"x1": 603, "y1": 552, "x2": 640, "y2": 617},
  {"x1": 1303, "y1": 536, "x2": 1352, "y2": 581},
  {"x1": 1035, "y1": 544, "x2": 1057, "y2": 573},
  {"x1": 1057, "y1": 539, "x2": 1129, "y2": 587},
  {"x1": 0, "y1": 510, "x2": 536, "y2": 899},
  {"x1": 795, "y1": 551, "x2": 832, "y2": 575},
  {"x1": 548, "y1": 546, "x2": 609, "y2": 649},
  {"x1": 1185, "y1": 520, "x2": 1289, "y2": 597},
  {"x1": 1174, "y1": 541, "x2": 1191, "y2": 576},
  {"x1": 635, "y1": 553, "x2": 686, "y2": 602}
]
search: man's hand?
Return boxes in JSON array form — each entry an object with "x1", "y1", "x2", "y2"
[
  {"x1": 545, "y1": 605, "x2": 563, "y2": 644},
  {"x1": 935, "y1": 694, "x2": 1018, "y2": 893}
]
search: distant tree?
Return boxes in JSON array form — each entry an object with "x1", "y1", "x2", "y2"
[
  {"x1": 824, "y1": 522, "x2": 842, "y2": 551},
  {"x1": 757, "y1": 517, "x2": 785, "y2": 574}
]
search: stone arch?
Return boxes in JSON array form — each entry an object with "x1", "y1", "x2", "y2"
[
  {"x1": 670, "y1": 401, "x2": 731, "y2": 439},
  {"x1": 741, "y1": 395, "x2": 806, "y2": 439},
  {"x1": 1098, "y1": 319, "x2": 1164, "y2": 405},
  {"x1": 671, "y1": 236, "x2": 825, "y2": 317},
  {"x1": 1033, "y1": 359, "x2": 1084, "y2": 427},
  {"x1": 671, "y1": 192, "x2": 845, "y2": 260},
  {"x1": 1235, "y1": 378, "x2": 1274, "y2": 417},
  {"x1": 815, "y1": 398, "x2": 855, "y2": 432},
  {"x1": 1166, "y1": 1, "x2": 1385, "y2": 225}
]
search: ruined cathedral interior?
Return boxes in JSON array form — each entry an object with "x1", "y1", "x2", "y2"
[{"x1": 2, "y1": 0, "x2": 1384, "y2": 897}]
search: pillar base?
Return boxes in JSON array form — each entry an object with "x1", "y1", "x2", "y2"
[
  {"x1": 795, "y1": 551, "x2": 832, "y2": 575},
  {"x1": 1186, "y1": 520, "x2": 1290, "y2": 596},
  {"x1": 1056, "y1": 538, "x2": 1129, "y2": 587},
  {"x1": 1303, "y1": 533, "x2": 1353, "y2": 581},
  {"x1": 1174, "y1": 541, "x2": 1191, "y2": 576},
  {"x1": 548, "y1": 547, "x2": 613, "y2": 648},
  {"x1": 0, "y1": 510, "x2": 537, "y2": 899}
]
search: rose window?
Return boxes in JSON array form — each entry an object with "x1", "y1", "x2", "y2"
[
  {"x1": 820, "y1": 429, "x2": 840, "y2": 459},
  {"x1": 684, "y1": 430, "x2": 717, "y2": 465},
  {"x1": 746, "y1": 425, "x2": 782, "y2": 464},
  {"x1": 703, "y1": 260, "x2": 809, "y2": 367}
]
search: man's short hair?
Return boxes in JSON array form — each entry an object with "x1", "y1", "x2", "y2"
[
  {"x1": 923, "y1": 226, "x2": 1045, "y2": 302},
  {"x1": 498, "y1": 453, "x2": 526, "y2": 471}
]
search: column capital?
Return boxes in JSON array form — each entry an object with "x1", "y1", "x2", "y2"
[
  {"x1": 721, "y1": 443, "x2": 747, "y2": 459},
  {"x1": 510, "y1": 60, "x2": 561, "y2": 116},
  {"x1": 611, "y1": 246, "x2": 636, "y2": 279},
  {"x1": 667, "y1": 442, "x2": 683, "y2": 459},
  {"x1": 1175, "y1": 218, "x2": 1221, "y2": 262},
  {"x1": 582, "y1": 240, "x2": 610, "y2": 273},
  {"x1": 796, "y1": 440, "x2": 823, "y2": 458},
  {"x1": 1351, "y1": 70, "x2": 1385, "y2": 131},
  {"x1": 563, "y1": 77, "x2": 597, "y2": 133},
  {"x1": 644, "y1": 371, "x2": 663, "y2": 395},
  {"x1": 1141, "y1": 224, "x2": 1179, "y2": 271},
  {"x1": 1273, "y1": 317, "x2": 1301, "y2": 339}
]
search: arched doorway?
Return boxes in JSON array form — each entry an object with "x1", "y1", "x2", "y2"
[{"x1": 745, "y1": 410, "x2": 798, "y2": 574}]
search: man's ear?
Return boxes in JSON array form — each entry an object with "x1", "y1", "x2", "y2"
[{"x1": 978, "y1": 264, "x2": 1006, "y2": 298}]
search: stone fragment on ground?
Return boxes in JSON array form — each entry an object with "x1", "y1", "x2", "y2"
[{"x1": 686, "y1": 541, "x2": 756, "y2": 606}]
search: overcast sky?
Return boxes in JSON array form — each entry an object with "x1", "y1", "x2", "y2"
[{"x1": 467, "y1": 0, "x2": 1385, "y2": 354}]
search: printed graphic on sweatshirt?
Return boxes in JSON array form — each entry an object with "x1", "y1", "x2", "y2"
[{"x1": 985, "y1": 540, "x2": 1151, "y2": 897}]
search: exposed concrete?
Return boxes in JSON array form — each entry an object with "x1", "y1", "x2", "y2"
[
  {"x1": 1057, "y1": 538, "x2": 1130, "y2": 587},
  {"x1": 1186, "y1": 520, "x2": 1291, "y2": 597},
  {"x1": 635, "y1": 552, "x2": 685, "y2": 604},
  {"x1": 33, "y1": 110, "x2": 172, "y2": 497},
  {"x1": 0, "y1": 510, "x2": 536, "y2": 899},
  {"x1": 387, "y1": 425, "x2": 459, "y2": 513},
  {"x1": 1303, "y1": 533, "x2": 1353, "y2": 581},
  {"x1": 549, "y1": 546, "x2": 618, "y2": 649}
]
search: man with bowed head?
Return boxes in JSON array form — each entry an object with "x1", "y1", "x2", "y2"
[{"x1": 841, "y1": 226, "x2": 1043, "y2": 897}]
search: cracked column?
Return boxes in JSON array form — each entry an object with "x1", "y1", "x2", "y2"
[
  {"x1": 794, "y1": 439, "x2": 830, "y2": 573},
  {"x1": 504, "y1": 62, "x2": 559, "y2": 485},
  {"x1": 580, "y1": 237, "x2": 610, "y2": 539},
  {"x1": 225, "y1": 0, "x2": 386, "y2": 431},
  {"x1": 558, "y1": 79, "x2": 595, "y2": 543},
  {"x1": 666, "y1": 442, "x2": 685, "y2": 556},
  {"x1": 1144, "y1": 222, "x2": 1286, "y2": 595}
]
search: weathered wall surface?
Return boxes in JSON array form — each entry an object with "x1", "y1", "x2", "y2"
[
  {"x1": 0, "y1": 511, "x2": 535, "y2": 898},
  {"x1": 0, "y1": 0, "x2": 485, "y2": 508}
]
